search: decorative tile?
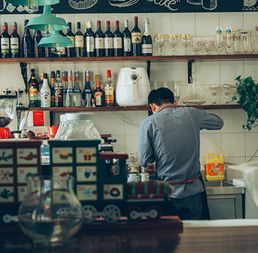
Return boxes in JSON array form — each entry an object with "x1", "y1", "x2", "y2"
[
  {"x1": 53, "y1": 166, "x2": 73, "y2": 180},
  {"x1": 52, "y1": 147, "x2": 73, "y2": 164},
  {"x1": 18, "y1": 186, "x2": 27, "y2": 202},
  {"x1": 76, "y1": 147, "x2": 97, "y2": 164},
  {"x1": 0, "y1": 186, "x2": 14, "y2": 203},
  {"x1": 77, "y1": 184, "x2": 97, "y2": 201},
  {"x1": 0, "y1": 149, "x2": 13, "y2": 165},
  {"x1": 17, "y1": 167, "x2": 38, "y2": 184},
  {"x1": 76, "y1": 166, "x2": 97, "y2": 182},
  {"x1": 103, "y1": 184, "x2": 123, "y2": 200},
  {"x1": 17, "y1": 148, "x2": 38, "y2": 165},
  {"x1": 0, "y1": 167, "x2": 14, "y2": 185}
]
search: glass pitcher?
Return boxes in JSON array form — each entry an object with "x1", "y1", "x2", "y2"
[{"x1": 18, "y1": 176, "x2": 84, "y2": 247}]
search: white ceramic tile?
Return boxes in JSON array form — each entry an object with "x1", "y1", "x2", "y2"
[
  {"x1": 50, "y1": 62, "x2": 75, "y2": 73},
  {"x1": 1, "y1": 63, "x2": 23, "y2": 90},
  {"x1": 219, "y1": 13, "x2": 244, "y2": 31},
  {"x1": 243, "y1": 12, "x2": 258, "y2": 30},
  {"x1": 221, "y1": 133, "x2": 245, "y2": 157},
  {"x1": 220, "y1": 61, "x2": 244, "y2": 84},
  {"x1": 112, "y1": 134, "x2": 126, "y2": 152},
  {"x1": 200, "y1": 133, "x2": 222, "y2": 157},
  {"x1": 92, "y1": 112, "x2": 101, "y2": 133},
  {"x1": 224, "y1": 157, "x2": 246, "y2": 165},
  {"x1": 124, "y1": 111, "x2": 147, "y2": 135},
  {"x1": 125, "y1": 134, "x2": 139, "y2": 155},
  {"x1": 171, "y1": 13, "x2": 195, "y2": 35},
  {"x1": 195, "y1": 61, "x2": 220, "y2": 85},
  {"x1": 221, "y1": 109, "x2": 247, "y2": 133},
  {"x1": 245, "y1": 133, "x2": 258, "y2": 157},
  {"x1": 101, "y1": 112, "x2": 125, "y2": 135},
  {"x1": 150, "y1": 62, "x2": 173, "y2": 82},
  {"x1": 243, "y1": 60, "x2": 258, "y2": 81},
  {"x1": 144, "y1": 13, "x2": 166, "y2": 34},
  {"x1": 171, "y1": 62, "x2": 188, "y2": 83},
  {"x1": 195, "y1": 13, "x2": 219, "y2": 36}
]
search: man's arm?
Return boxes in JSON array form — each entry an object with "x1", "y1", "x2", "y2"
[
  {"x1": 189, "y1": 108, "x2": 224, "y2": 130},
  {"x1": 138, "y1": 119, "x2": 155, "y2": 167}
]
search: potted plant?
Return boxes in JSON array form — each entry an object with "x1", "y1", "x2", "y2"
[{"x1": 232, "y1": 76, "x2": 258, "y2": 131}]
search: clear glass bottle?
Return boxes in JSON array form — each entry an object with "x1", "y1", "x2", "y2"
[
  {"x1": 65, "y1": 70, "x2": 74, "y2": 107},
  {"x1": 73, "y1": 71, "x2": 82, "y2": 107},
  {"x1": 54, "y1": 70, "x2": 63, "y2": 107}
]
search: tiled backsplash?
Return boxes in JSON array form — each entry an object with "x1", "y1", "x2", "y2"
[{"x1": 0, "y1": 12, "x2": 258, "y2": 164}]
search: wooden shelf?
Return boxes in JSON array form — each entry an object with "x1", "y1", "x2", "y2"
[
  {"x1": 28, "y1": 104, "x2": 241, "y2": 112},
  {"x1": 0, "y1": 54, "x2": 257, "y2": 63}
]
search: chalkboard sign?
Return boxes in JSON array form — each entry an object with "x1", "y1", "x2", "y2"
[{"x1": 0, "y1": 0, "x2": 258, "y2": 14}]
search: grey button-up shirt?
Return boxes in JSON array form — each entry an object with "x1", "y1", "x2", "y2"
[{"x1": 138, "y1": 106, "x2": 224, "y2": 199}]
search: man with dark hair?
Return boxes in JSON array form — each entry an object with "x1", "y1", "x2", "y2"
[{"x1": 139, "y1": 87, "x2": 224, "y2": 220}]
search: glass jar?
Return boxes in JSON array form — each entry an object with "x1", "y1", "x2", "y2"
[
  {"x1": 0, "y1": 93, "x2": 16, "y2": 128},
  {"x1": 18, "y1": 176, "x2": 84, "y2": 247}
]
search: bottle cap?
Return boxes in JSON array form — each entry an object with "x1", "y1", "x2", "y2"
[{"x1": 107, "y1": 69, "x2": 112, "y2": 78}]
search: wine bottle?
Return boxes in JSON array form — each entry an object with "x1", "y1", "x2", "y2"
[
  {"x1": 84, "y1": 21, "x2": 95, "y2": 57},
  {"x1": 50, "y1": 71, "x2": 56, "y2": 107},
  {"x1": 40, "y1": 73, "x2": 51, "y2": 108},
  {"x1": 73, "y1": 71, "x2": 82, "y2": 107},
  {"x1": 95, "y1": 20, "x2": 105, "y2": 57},
  {"x1": 28, "y1": 68, "x2": 41, "y2": 107},
  {"x1": 83, "y1": 70, "x2": 92, "y2": 107},
  {"x1": 10, "y1": 22, "x2": 20, "y2": 58},
  {"x1": 1, "y1": 22, "x2": 10, "y2": 58},
  {"x1": 22, "y1": 20, "x2": 34, "y2": 58},
  {"x1": 122, "y1": 19, "x2": 132, "y2": 56},
  {"x1": 65, "y1": 70, "x2": 74, "y2": 107},
  {"x1": 131, "y1": 16, "x2": 142, "y2": 56},
  {"x1": 104, "y1": 20, "x2": 114, "y2": 57},
  {"x1": 56, "y1": 31, "x2": 66, "y2": 57},
  {"x1": 75, "y1": 22, "x2": 84, "y2": 57},
  {"x1": 66, "y1": 22, "x2": 75, "y2": 57},
  {"x1": 142, "y1": 18, "x2": 153, "y2": 56},
  {"x1": 94, "y1": 75, "x2": 104, "y2": 107},
  {"x1": 33, "y1": 30, "x2": 45, "y2": 58},
  {"x1": 114, "y1": 20, "x2": 123, "y2": 57}
]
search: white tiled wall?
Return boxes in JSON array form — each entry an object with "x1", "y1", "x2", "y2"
[{"x1": 1, "y1": 11, "x2": 258, "y2": 164}]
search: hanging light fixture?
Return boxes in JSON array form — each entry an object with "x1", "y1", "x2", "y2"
[
  {"x1": 38, "y1": 30, "x2": 72, "y2": 48},
  {"x1": 26, "y1": 5, "x2": 68, "y2": 32},
  {"x1": 6, "y1": 0, "x2": 59, "y2": 7}
]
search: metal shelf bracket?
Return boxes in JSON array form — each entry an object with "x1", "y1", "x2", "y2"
[
  {"x1": 188, "y1": 59, "x2": 195, "y2": 84},
  {"x1": 20, "y1": 62, "x2": 28, "y2": 93}
]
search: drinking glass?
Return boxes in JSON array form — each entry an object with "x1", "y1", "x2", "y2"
[
  {"x1": 154, "y1": 34, "x2": 167, "y2": 56},
  {"x1": 240, "y1": 31, "x2": 250, "y2": 54},
  {"x1": 232, "y1": 30, "x2": 241, "y2": 54},
  {"x1": 222, "y1": 84, "x2": 232, "y2": 104},
  {"x1": 208, "y1": 85, "x2": 220, "y2": 104},
  {"x1": 204, "y1": 36, "x2": 216, "y2": 55},
  {"x1": 192, "y1": 36, "x2": 205, "y2": 55},
  {"x1": 181, "y1": 34, "x2": 193, "y2": 54},
  {"x1": 216, "y1": 28, "x2": 225, "y2": 54},
  {"x1": 18, "y1": 176, "x2": 84, "y2": 247},
  {"x1": 225, "y1": 31, "x2": 233, "y2": 54},
  {"x1": 168, "y1": 34, "x2": 179, "y2": 55}
]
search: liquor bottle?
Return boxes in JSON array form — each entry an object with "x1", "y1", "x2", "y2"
[
  {"x1": 10, "y1": 22, "x2": 20, "y2": 58},
  {"x1": 122, "y1": 19, "x2": 132, "y2": 56},
  {"x1": 95, "y1": 20, "x2": 105, "y2": 57},
  {"x1": 104, "y1": 69, "x2": 115, "y2": 106},
  {"x1": 1, "y1": 22, "x2": 10, "y2": 58},
  {"x1": 142, "y1": 18, "x2": 153, "y2": 56},
  {"x1": 28, "y1": 68, "x2": 41, "y2": 107},
  {"x1": 50, "y1": 71, "x2": 56, "y2": 107},
  {"x1": 83, "y1": 70, "x2": 92, "y2": 107},
  {"x1": 131, "y1": 16, "x2": 142, "y2": 56},
  {"x1": 94, "y1": 75, "x2": 104, "y2": 107},
  {"x1": 113, "y1": 20, "x2": 123, "y2": 57},
  {"x1": 84, "y1": 21, "x2": 95, "y2": 57},
  {"x1": 56, "y1": 31, "x2": 66, "y2": 57},
  {"x1": 33, "y1": 30, "x2": 45, "y2": 57},
  {"x1": 104, "y1": 20, "x2": 114, "y2": 57},
  {"x1": 54, "y1": 70, "x2": 63, "y2": 107},
  {"x1": 62, "y1": 71, "x2": 68, "y2": 107},
  {"x1": 75, "y1": 22, "x2": 84, "y2": 57},
  {"x1": 65, "y1": 70, "x2": 74, "y2": 107},
  {"x1": 66, "y1": 22, "x2": 75, "y2": 57},
  {"x1": 22, "y1": 20, "x2": 34, "y2": 58},
  {"x1": 40, "y1": 73, "x2": 51, "y2": 108},
  {"x1": 73, "y1": 71, "x2": 82, "y2": 107},
  {"x1": 39, "y1": 72, "x2": 44, "y2": 90}
]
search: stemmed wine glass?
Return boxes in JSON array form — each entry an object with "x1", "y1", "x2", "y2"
[
  {"x1": 192, "y1": 36, "x2": 205, "y2": 55},
  {"x1": 154, "y1": 34, "x2": 167, "y2": 56},
  {"x1": 208, "y1": 85, "x2": 220, "y2": 104},
  {"x1": 181, "y1": 34, "x2": 193, "y2": 55},
  {"x1": 168, "y1": 34, "x2": 179, "y2": 55},
  {"x1": 225, "y1": 28, "x2": 233, "y2": 54},
  {"x1": 222, "y1": 84, "x2": 232, "y2": 104},
  {"x1": 204, "y1": 36, "x2": 216, "y2": 55}
]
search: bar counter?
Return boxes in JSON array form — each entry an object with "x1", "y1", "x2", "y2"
[{"x1": 1, "y1": 219, "x2": 258, "y2": 253}]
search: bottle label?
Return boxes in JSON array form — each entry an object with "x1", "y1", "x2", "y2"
[
  {"x1": 124, "y1": 38, "x2": 131, "y2": 52},
  {"x1": 142, "y1": 44, "x2": 153, "y2": 54},
  {"x1": 132, "y1": 32, "x2": 142, "y2": 44},
  {"x1": 104, "y1": 37, "x2": 113, "y2": 49},
  {"x1": 41, "y1": 91, "x2": 50, "y2": 107},
  {"x1": 95, "y1": 91, "x2": 103, "y2": 106},
  {"x1": 29, "y1": 86, "x2": 40, "y2": 103},
  {"x1": 75, "y1": 35, "x2": 84, "y2": 48},
  {"x1": 1, "y1": 38, "x2": 10, "y2": 52},
  {"x1": 54, "y1": 86, "x2": 64, "y2": 106},
  {"x1": 67, "y1": 36, "x2": 75, "y2": 48},
  {"x1": 10, "y1": 38, "x2": 19, "y2": 53},
  {"x1": 114, "y1": 37, "x2": 122, "y2": 49},
  {"x1": 105, "y1": 86, "x2": 114, "y2": 105},
  {"x1": 95, "y1": 38, "x2": 104, "y2": 49},
  {"x1": 86, "y1": 36, "x2": 95, "y2": 52}
]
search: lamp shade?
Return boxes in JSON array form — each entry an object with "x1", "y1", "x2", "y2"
[
  {"x1": 26, "y1": 5, "x2": 68, "y2": 31},
  {"x1": 6, "y1": 0, "x2": 60, "y2": 7},
  {"x1": 38, "y1": 30, "x2": 73, "y2": 48}
]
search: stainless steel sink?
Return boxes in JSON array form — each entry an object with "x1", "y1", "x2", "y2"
[{"x1": 204, "y1": 180, "x2": 233, "y2": 187}]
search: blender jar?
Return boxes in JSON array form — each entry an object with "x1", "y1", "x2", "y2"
[{"x1": 0, "y1": 94, "x2": 17, "y2": 128}]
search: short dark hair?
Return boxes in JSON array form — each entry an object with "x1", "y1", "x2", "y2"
[{"x1": 148, "y1": 87, "x2": 174, "y2": 106}]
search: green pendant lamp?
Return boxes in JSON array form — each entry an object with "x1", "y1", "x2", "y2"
[
  {"x1": 6, "y1": 0, "x2": 59, "y2": 7},
  {"x1": 26, "y1": 5, "x2": 68, "y2": 31},
  {"x1": 38, "y1": 30, "x2": 72, "y2": 48}
]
